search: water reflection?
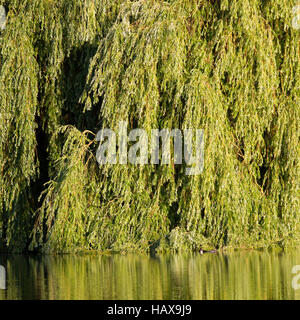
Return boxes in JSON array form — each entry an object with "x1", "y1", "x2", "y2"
[{"x1": 0, "y1": 248, "x2": 300, "y2": 300}]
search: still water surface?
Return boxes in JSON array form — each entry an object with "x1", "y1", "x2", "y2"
[{"x1": 0, "y1": 248, "x2": 300, "y2": 300}]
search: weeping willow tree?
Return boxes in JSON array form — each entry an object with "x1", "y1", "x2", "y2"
[{"x1": 0, "y1": 0, "x2": 299, "y2": 253}]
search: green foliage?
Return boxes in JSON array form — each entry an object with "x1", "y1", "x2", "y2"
[
  {"x1": 0, "y1": 0, "x2": 299, "y2": 253},
  {"x1": 0, "y1": 4, "x2": 39, "y2": 250}
]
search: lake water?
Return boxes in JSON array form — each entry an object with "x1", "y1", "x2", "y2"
[{"x1": 0, "y1": 248, "x2": 300, "y2": 300}]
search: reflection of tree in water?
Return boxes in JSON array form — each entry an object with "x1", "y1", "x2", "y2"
[{"x1": 1, "y1": 249, "x2": 300, "y2": 299}]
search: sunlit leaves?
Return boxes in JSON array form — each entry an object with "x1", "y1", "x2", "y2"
[{"x1": 0, "y1": 0, "x2": 299, "y2": 253}]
